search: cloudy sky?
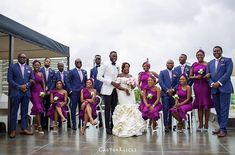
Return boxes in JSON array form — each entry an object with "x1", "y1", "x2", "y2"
[{"x1": 1, "y1": 0, "x2": 235, "y2": 77}]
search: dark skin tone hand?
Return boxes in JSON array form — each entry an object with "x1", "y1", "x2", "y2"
[{"x1": 212, "y1": 82, "x2": 220, "y2": 89}]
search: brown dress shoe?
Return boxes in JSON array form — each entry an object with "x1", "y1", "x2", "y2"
[
  {"x1": 9, "y1": 131, "x2": 16, "y2": 138},
  {"x1": 212, "y1": 129, "x2": 220, "y2": 135},
  {"x1": 20, "y1": 129, "x2": 33, "y2": 135},
  {"x1": 217, "y1": 131, "x2": 227, "y2": 137}
]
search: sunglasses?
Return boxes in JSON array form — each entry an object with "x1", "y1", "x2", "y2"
[
  {"x1": 76, "y1": 61, "x2": 82, "y2": 63},
  {"x1": 19, "y1": 56, "x2": 26, "y2": 59}
]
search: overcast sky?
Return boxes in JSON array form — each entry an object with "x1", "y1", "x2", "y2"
[{"x1": 1, "y1": 0, "x2": 235, "y2": 77}]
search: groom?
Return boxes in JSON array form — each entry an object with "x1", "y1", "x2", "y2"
[{"x1": 97, "y1": 51, "x2": 119, "y2": 134}]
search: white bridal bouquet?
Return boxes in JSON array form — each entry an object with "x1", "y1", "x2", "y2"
[
  {"x1": 198, "y1": 68, "x2": 204, "y2": 75},
  {"x1": 39, "y1": 92, "x2": 45, "y2": 98},
  {"x1": 54, "y1": 96, "x2": 59, "y2": 101}
]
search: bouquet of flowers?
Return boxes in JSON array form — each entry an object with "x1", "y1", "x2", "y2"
[
  {"x1": 91, "y1": 91, "x2": 95, "y2": 97},
  {"x1": 198, "y1": 68, "x2": 204, "y2": 75},
  {"x1": 173, "y1": 94, "x2": 179, "y2": 100},
  {"x1": 54, "y1": 96, "x2": 59, "y2": 101},
  {"x1": 39, "y1": 92, "x2": 45, "y2": 98},
  {"x1": 147, "y1": 93, "x2": 153, "y2": 99},
  {"x1": 126, "y1": 77, "x2": 137, "y2": 87}
]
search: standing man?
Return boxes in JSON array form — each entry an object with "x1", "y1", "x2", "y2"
[
  {"x1": 159, "y1": 59, "x2": 179, "y2": 132},
  {"x1": 55, "y1": 62, "x2": 70, "y2": 93},
  {"x1": 40, "y1": 58, "x2": 55, "y2": 129},
  {"x1": 68, "y1": 58, "x2": 87, "y2": 130},
  {"x1": 90, "y1": 55, "x2": 103, "y2": 95},
  {"x1": 7, "y1": 53, "x2": 34, "y2": 138},
  {"x1": 97, "y1": 51, "x2": 119, "y2": 134},
  {"x1": 207, "y1": 46, "x2": 233, "y2": 137},
  {"x1": 174, "y1": 54, "x2": 192, "y2": 85},
  {"x1": 90, "y1": 55, "x2": 103, "y2": 127}
]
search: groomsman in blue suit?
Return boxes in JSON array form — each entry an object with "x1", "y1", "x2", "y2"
[
  {"x1": 90, "y1": 55, "x2": 103, "y2": 127},
  {"x1": 55, "y1": 62, "x2": 70, "y2": 92},
  {"x1": 7, "y1": 53, "x2": 35, "y2": 138},
  {"x1": 40, "y1": 58, "x2": 55, "y2": 128},
  {"x1": 206, "y1": 46, "x2": 233, "y2": 137},
  {"x1": 90, "y1": 55, "x2": 103, "y2": 95},
  {"x1": 68, "y1": 58, "x2": 87, "y2": 130},
  {"x1": 174, "y1": 54, "x2": 193, "y2": 86},
  {"x1": 159, "y1": 59, "x2": 179, "y2": 132}
]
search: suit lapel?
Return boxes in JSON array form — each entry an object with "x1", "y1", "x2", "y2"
[
  {"x1": 74, "y1": 68, "x2": 81, "y2": 82},
  {"x1": 216, "y1": 57, "x2": 223, "y2": 72},
  {"x1": 165, "y1": 70, "x2": 171, "y2": 83},
  {"x1": 17, "y1": 63, "x2": 24, "y2": 79}
]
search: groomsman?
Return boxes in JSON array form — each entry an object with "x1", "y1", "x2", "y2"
[
  {"x1": 68, "y1": 58, "x2": 87, "y2": 130},
  {"x1": 174, "y1": 54, "x2": 193, "y2": 86},
  {"x1": 97, "y1": 51, "x2": 119, "y2": 134},
  {"x1": 206, "y1": 46, "x2": 233, "y2": 137},
  {"x1": 55, "y1": 62, "x2": 70, "y2": 92},
  {"x1": 90, "y1": 55, "x2": 103, "y2": 127},
  {"x1": 40, "y1": 58, "x2": 55, "y2": 129},
  {"x1": 90, "y1": 55, "x2": 103, "y2": 95},
  {"x1": 159, "y1": 59, "x2": 179, "y2": 132},
  {"x1": 7, "y1": 53, "x2": 34, "y2": 138}
]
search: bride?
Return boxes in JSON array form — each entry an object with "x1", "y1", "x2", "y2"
[{"x1": 112, "y1": 62, "x2": 145, "y2": 137}]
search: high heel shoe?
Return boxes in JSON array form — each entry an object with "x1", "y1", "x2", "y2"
[
  {"x1": 34, "y1": 124, "x2": 39, "y2": 132},
  {"x1": 38, "y1": 126, "x2": 44, "y2": 134}
]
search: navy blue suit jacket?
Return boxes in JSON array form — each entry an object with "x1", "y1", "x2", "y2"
[
  {"x1": 174, "y1": 64, "x2": 193, "y2": 85},
  {"x1": 90, "y1": 66, "x2": 103, "y2": 94},
  {"x1": 159, "y1": 69, "x2": 179, "y2": 97},
  {"x1": 40, "y1": 67, "x2": 55, "y2": 91},
  {"x1": 7, "y1": 63, "x2": 34, "y2": 97},
  {"x1": 207, "y1": 57, "x2": 234, "y2": 94},
  {"x1": 68, "y1": 68, "x2": 87, "y2": 95},
  {"x1": 54, "y1": 71, "x2": 70, "y2": 92}
]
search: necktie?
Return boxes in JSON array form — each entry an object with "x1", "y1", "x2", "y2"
[
  {"x1": 181, "y1": 65, "x2": 185, "y2": 74},
  {"x1": 21, "y1": 64, "x2": 25, "y2": 78},
  {"x1": 46, "y1": 68, "x2": 49, "y2": 81},
  {"x1": 78, "y1": 70, "x2": 83, "y2": 81},
  {"x1": 60, "y1": 72, "x2": 64, "y2": 83},
  {"x1": 215, "y1": 59, "x2": 219, "y2": 72}
]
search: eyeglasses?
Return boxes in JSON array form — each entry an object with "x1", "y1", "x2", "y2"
[{"x1": 96, "y1": 57, "x2": 101, "y2": 60}]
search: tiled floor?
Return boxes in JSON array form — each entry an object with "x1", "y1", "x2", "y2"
[{"x1": 0, "y1": 122, "x2": 235, "y2": 155}]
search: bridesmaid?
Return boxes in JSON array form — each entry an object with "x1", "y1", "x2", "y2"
[
  {"x1": 47, "y1": 80, "x2": 68, "y2": 132},
  {"x1": 170, "y1": 74, "x2": 193, "y2": 132},
  {"x1": 139, "y1": 76, "x2": 162, "y2": 129},
  {"x1": 189, "y1": 49, "x2": 213, "y2": 132},
  {"x1": 138, "y1": 59, "x2": 158, "y2": 92},
  {"x1": 79, "y1": 79, "x2": 98, "y2": 135},
  {"x1": 30, "y1": 60, "x2": 45, "y2": 134}
]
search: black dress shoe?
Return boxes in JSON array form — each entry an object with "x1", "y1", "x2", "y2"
[
  {"x1": 165, "y1": 128, "x2": 170, "y2": 133},
  {"x1": 106, "y1": 129, "x2": 112, "y2": 135},
  {"x1": 217, "y1": 131, "x2": 227, "y2": 137},
  {"x1": 212, "y1": 129, "x2": 220, "y2": 135},
  {"x1": 72, "y1": 127, "x2": 77, "y2": 130}
]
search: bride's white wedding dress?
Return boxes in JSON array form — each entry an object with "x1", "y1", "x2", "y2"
[{"x1": 112, "y1": 77, "x2": 145, "y2": 137}]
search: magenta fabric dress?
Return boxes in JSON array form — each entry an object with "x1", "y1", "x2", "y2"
[
  {"x1": 30, "y1": 72, "x2": 45, "y2": 115},
  {"x1": 139, "y1": 72, "x2": 151, "y2": 90},
  {"x1": 191, "y1": 62, "x2": 214, "y2": 110},
  {"x1": 170, "y1": 85, "x2": 193, "y2": 120},
  {"x1": 139, "y1": 88, "x2": 162, "y2": 120},
  {"x1": 47, "y1": 90, "x2": 68, "y2": 120},
  {"x1": 79, "y1": 88, "x2": 97, "y2": 121}
]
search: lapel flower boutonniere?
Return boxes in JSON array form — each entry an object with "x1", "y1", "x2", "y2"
[
  {"x1": 173, "y1": 74, "x2": 176, "y2": 78},
  {"x1": 221, "y1": 58, "x2": 224, "y2": 62}
]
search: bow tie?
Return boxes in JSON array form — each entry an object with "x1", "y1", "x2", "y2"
[
  {"x1": 96, "y1": 65, "x2": 100, "y2": 67},
  {"x1": 112, "y1": 62, "x2": 116, "y2": 65}
]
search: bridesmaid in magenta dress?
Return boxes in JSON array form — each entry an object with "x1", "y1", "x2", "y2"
[
  {"x1": 30, "y1": 60, "x2": 45, "y2": 134},
  {"x1": 138, "y1": 59, "x2": 158, "y2": 91},
  {"x1": 189, "y1": 50, "x2": 214, "y2": 132},
  {"x1": 47, "y1": 80, "x2": 68, "y2": 132},
  {"x1": 170, "y1": 74, "x2": 193, "y2": 132},
  {"x1": 79, "y1": 79, "x2": 98, "y2": 135},
  {"x1": 139, "y1": 76, "x2": 162, "y2": 129}
]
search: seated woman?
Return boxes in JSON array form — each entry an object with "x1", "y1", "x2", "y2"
[
  {"x1": 139, "y1": 76, "x2": 163, "y2": 129},
  {"x1": 170, "y1": 74, "x2": 193, "y2": 132},
  {"x1": 79, "y1": 79, "x2": 98, "y2": 135},
  {"x1": 47, "y1": 80, "x2": 68, "y2": 132}
]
